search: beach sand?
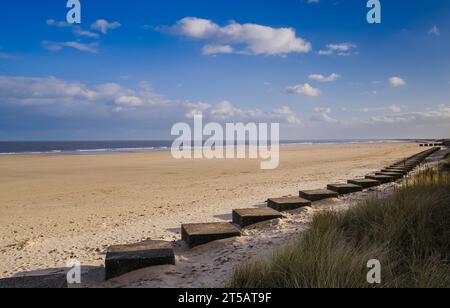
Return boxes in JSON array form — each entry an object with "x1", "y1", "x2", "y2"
[{"x1": 0, "y1": 142, "x2": 422, "y2": 285}]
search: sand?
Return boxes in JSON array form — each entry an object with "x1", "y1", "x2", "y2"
[{"x1": 0, "y1": 142, "x2": 422, "y2": 285}]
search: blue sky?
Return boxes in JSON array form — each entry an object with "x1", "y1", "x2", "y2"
[{"x1": 0, "y1": 0, "x2": 449, "y2": 140}]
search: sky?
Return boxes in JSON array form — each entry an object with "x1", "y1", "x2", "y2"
[{"x1": 0, "y1": 0, "x2": 449, "y2": 141}]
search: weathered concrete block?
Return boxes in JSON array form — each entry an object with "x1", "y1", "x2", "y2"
[
  {"x1": 267, "y1": 197, "x2": 311, "y2": 211},
  {"x1": 327, "y1": 184, "x2": 363, "y2": 194},
  {"x1": 366, "y1": 175, "x2": 395, "y2": 183},
  {"x1": 0, "y1": 274, "x2": 68, "y2": 289},
  {"x1": 384, "y1": 169, "x2": 408, "y2": 174},
  {"x1": 105, "y1": 241, "x2": 175, "y2": 280},
  {"x1": 299, "y1": 189, "x2": 339, "y2": 201},
  {"x1": 382, "y1": 168, "x2": 408, "y2": 174},
  {"x1": 375, "y1": 172, "x2": 404, "y2": 179},
  {"x1": 392, "y1": 163, "x2": 414, "y2": 169},
  {"x1": 181, "y1": 223, "x2": 241, "y2": 249},
  {"x1": 233, "y1": 208, "x2": 283, "y2": 228},
  {"x1": 390, "y1": 165, "x2": 412, "y2": 171},
  {"x1": 348, "y1": 179, "x2": 381, "y2": 188}
]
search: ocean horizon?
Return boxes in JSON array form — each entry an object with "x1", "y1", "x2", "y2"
[{"x1": 0, "y1": 139, "x2": 414, "y2": 156}]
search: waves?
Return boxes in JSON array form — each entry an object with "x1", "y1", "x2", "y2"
[{"x1": 0, "y1": 140, "x2": 407, "y2": 156}]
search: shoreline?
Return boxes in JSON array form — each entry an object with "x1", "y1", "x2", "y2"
[
  {"x1": 0, "y1": 139, "x2": 414, "y2": 157},
  {"x1": 0, "y1": 142, "x2": 423, "y2": 282}
]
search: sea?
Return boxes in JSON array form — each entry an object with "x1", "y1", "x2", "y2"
[{"x1": 0, "y1": 140, "x2": 410, "y2": 156}]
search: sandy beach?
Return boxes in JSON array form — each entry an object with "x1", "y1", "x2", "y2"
[{"x1": 0, "y1": 142, "x2": 422, "y2": 284}]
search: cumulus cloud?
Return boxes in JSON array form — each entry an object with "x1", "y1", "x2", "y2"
[
  {"x1": 285, "y1": 83, "x2": 321, "y2": 97},
  {"x1": 318, "y1": 43, "x2": 357, "y2": 56},
  {"x1": 166, "y1": 17, "x2": 312, "y2": 56},
  {"x1": 369, "y1": 105, "x2": 450, "y2": 124},
  {"x1": 91, "y1": 19, "x2": 122, "y2": 34},
  {"x1": 308, "y1": 73, "x2": 340, "y2": 82},
  {"x1": 310, "y1": 107, "x2": 339, "y2": 124},
  {"x1": 184, "y1": 101, "x2": 301, "y2": 124},
  {"x1": 0, "y1": 75, "x2": 301, "y2": 125},
  {"x1": 389, "y1": 77, "x2": 406, "y2": 88}
]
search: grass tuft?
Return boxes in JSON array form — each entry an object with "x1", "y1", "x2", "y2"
[{"x1": 228, "y1": 168, "x2": 450, "y2": 288}]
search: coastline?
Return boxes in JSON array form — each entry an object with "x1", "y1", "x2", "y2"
[
  {"x1": 0, "y1": 142, "x2": 422, "y2": 282},
  {"x1": 0, "y1": 139, "x2": 412, "y2": 156}
]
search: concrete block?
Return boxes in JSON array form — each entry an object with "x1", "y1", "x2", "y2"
[
  {"x1": 382, "y1": 168, "x2": 408, "y2": 174},
  {"x1": 327, "y1": 184, "x2": 363, "y2": 194},
  {"x1": 375, "y1": 172, "x2": 404, "y2": 179},
  {"x1": 181, "y1": 223, "x2": 241, "y2": 249},
  {"x1": 348, "y1": 179, "x2": 381, "y2": 188},
  {"x1": 299, "y1": 189, "x2": 339, "y2": 201},
  {"x1": 105, "y1": 241, "x2": 175, "y2": 280},
  {"x1": 366, "y1": 174, "x2": 395, "y2": 183},
  {"x1": 267, "y1": 197, "x2": 311, "y2": 211},
  {"x1": 232, "y1": 208, "x2": 283, "y2": 228},
  {"x1": 0, "y1": 274, "x2": 68, "y2": 289}
]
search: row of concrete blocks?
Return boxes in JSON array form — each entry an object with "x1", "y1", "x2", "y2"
[
  {"x1": 1, "y1": 148, "x2": 440, "y2": 287},
  {"x1": 101, "y1": 147, "x2": 441, "y2": 281},
  {"x1": 420, "y1": 143, "x2": 441, "y2": 147}
]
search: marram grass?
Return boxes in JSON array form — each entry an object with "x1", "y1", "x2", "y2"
[{"x1": 228, "y1": 166, "x2": 450, "y2": 288}]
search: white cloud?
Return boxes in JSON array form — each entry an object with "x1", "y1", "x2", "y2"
[
  {"x1": 308, "y1": 73, "x2": 340, "y2": 82},
  {"x1": 310, "y1": 107, "x2": 339, "y2": 124},
  {"x1": 318, "y1": 43, "x2": 357, "y2": 56},
  {"x1": 0, "y1": 75, "x2": 301, "y2": 125},
  {"x1": 308, "y1": 0, "x2": 320, "y2": 3},
  {"x1": 172, "y1": 17, "x2": 219, "y2": 39},
  {"x1": 369, "y1": 105, "x2": 450, "y2": 124},
  {"x1": 167, "y1": 17, "x2": 312, "y2": 56},
  {"x1": 202, "y1": 44, "x2": 234, "y2": 55},
  {"x1": 362, "y1": 105, "x2": 402, "y2": 113},
  {"x1": 389, "y1": 77, "x2": 406, "y2": 88},
  {"x1": 91, "y1": 19, "x2": 122, "y2": 34},
  {"x1": 285, "y1": 83, "x2": 321, "y2": 97},
  {"x1": 42, "y1": 40, "x2": 99, "y2": 53},
  {"x1": 46, "y1": 19, "x2": 99, "y2": 39},
  {"x1": 186, "y1": 100, "x2": 302, "y2": 124},
  {"x1": 115, "y1": 96, "x2": 143, "y2": 107},
  {"x1": 429, "y1": 25, "x2": 440, "y2": 37}
]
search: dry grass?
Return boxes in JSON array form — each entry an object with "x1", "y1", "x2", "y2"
[{"x1": 229, "y1": 167, "x2": 450, "y2": 288}]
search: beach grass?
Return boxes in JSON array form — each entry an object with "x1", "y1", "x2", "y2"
[
  {"x1": 441, "y1": 155, "x2": 450, "y2": 172},
  {"x1": 228, "y1": 167, "x2": 450, "y2": 288}
]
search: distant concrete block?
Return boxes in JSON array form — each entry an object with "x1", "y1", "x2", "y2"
[
  {"x1": 232, "y1": 208, "x2": 283, "y2": 228},
  {"x1": 392, "y1": 163, "x2": 415, "y2": 169},
  {"x1": 348, "y1": 179, "x2": 381, "y2": 188},
  {"x1": 299, "y1": 189, "x2": 339, "y2": 201},
  {"x1": 327, "y1": 184, "x2": 363, "y2": 194},
  {"x1": 366, "y1": 175, "x2": 395, "y2": 183},
  {"x1": 181, "y1": 223, "x2": 241, "y2": 249},
  {"x1": 0, "y1": 274, "x2": 68, "y2": 289},
  {"x1": 267, "y1": 197, "x2": 311, "y2": 211},
  {"x1": 105, "y1": 241, "x2": 175, "y2": 280},
  {"x1": 382, "y1": 168, "x2": 408, "y2": 175},
  {"x1": 375, "y1": 172, "x2": 404, "y2": 179}
]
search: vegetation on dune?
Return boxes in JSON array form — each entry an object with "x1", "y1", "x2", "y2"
[
  {"x1": 441, "y1": 155, "x2": 450, "y2": 171},
  {"x1": 229, "y1": 166, "x2": 450, "y2": 288}
]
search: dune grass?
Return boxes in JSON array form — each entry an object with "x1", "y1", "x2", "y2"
[
  {"x1": 441, "y1": 155, "x2": 450, "y2": 171},
  {"x1": 228, "y1": 167, "x2": 450, "y2": 288}
]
